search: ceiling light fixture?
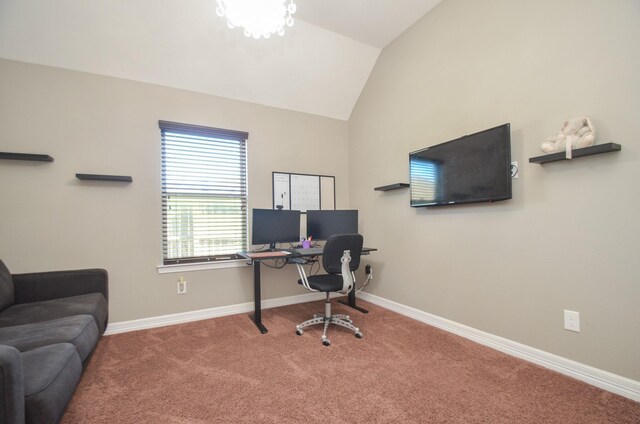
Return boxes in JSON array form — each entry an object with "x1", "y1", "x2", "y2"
[{"x1": 215, "y1": 0, "x2": 297, "y2": 39}]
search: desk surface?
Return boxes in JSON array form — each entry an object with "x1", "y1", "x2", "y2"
[
  {"x1": 239, "y1": 247, "x2": 377, "y2": 261},
  {"x1": 242, "y1": 250, "x2": 292, "y2": 259}
]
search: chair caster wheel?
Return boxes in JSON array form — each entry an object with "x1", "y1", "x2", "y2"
[
  {"x1": 322, "y1": 339, "x2": 331, "y2": 346},
  {"x1": 296, "y1": 329, "x2": 303, "y2": 336},
  {"x1": 355, "y1": 332, "x2": 363, "y2": 339}
]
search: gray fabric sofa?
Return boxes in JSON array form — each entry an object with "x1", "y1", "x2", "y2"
[{"x1": 0, "y1": 259, "x2": 108, "y2": 424}]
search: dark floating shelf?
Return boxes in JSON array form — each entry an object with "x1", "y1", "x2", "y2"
[
  {"x1": 374, "y1": 183, "x2": 410, "y2": 191},
  {"x1": 529, "y1": 143, "x2": 621, "y2": 164},
  {"x1": 76, "y1": 173, "x2": 132, "y2": 182},
  {"x1": 0, "y1": 152, "x2": 54, "y2": 162}
]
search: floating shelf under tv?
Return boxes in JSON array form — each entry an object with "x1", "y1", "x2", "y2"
[
  {"x1": 374, "y1": 183, "x2": 409, "y2": 192},
  {"x1": 76, "y1": 173, "x2": 132, "y2": 182},
  {"x1": 0, "y1": 152, "x2": 54, "y2": 162},
  {"x1": 529, "y1": 143, "x2": 621, "y2": 164}
]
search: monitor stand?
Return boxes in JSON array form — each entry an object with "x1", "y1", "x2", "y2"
[{"x1": 256, "y1": 243, "x2": 278, "y2": 252}]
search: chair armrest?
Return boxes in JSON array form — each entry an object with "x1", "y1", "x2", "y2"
[
  {"x1": 0, "y1": 345, "x2": 25, "y2": 424},
  {"x1": 12, "y1": 268, "x2": 108, "y2": 305},
  {"x1": 294, "y1": 262, "x2": 318, "y2": 292}
]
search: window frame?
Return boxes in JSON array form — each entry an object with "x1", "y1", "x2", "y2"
[{"x1": 159, "y1": 120, "x2": 249, "y2": 267}]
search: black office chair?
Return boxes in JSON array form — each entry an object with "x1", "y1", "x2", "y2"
[{"x1": 293, "y1": 234, "x2": 364, "y2": 346}]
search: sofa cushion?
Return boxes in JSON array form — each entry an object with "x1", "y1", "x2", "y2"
[
  {"x1": 22, "y1": 343, "x2": 82, "y2": 424},
  {"x1": 0, "y1": 259, "x2": 14, "y2": 313},
  {"x1": 0, "y1": 315, "x2": 99, "y2": 362},
  {"x1": 0, "y1": 292, "x2": 108, "y2": 334},
  {"x1": 0, "y1": 345, "x2": 25, "y2": 424}
]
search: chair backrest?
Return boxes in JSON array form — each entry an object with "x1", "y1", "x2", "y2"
[{"x1": 322, "y1": 234, "x2": 363, "y2": 275}]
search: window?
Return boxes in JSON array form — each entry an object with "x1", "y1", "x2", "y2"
[{"x1": 159, "y1": 121, "x2": 248, "y2": 265}]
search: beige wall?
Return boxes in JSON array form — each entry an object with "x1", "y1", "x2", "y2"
[
  {"x1": 349, "y1": 0, "x2": 640, "y2": 380},
  {"x1": 0, "y1": 58, "x2": 349, "y2": 322}
]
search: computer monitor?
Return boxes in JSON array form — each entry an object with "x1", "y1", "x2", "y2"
[
  {"x1": 306, "y1": 210, "x2": 358, "y2": 241},
  {"x1": 251, "y1": 208, "x2": 301, "y2": 250}
]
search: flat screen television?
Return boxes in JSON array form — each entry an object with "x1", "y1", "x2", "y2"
[
  {"x1": 306, "y1": 210, "x2": 358, "y2": 241},
  {"x1": 409, "y1": 123, "x2": 512, "y2": 207},
  {"x1": 251, "y1": 208, "x2": 300, "y2": 250}
]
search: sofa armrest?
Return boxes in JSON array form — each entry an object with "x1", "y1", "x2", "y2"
[
  {"x1": 0, "y1": 345, "x2": 25, "y2": 424},
  {"x1": 11, "y1": 269, "x2": 108, "y2": 305}
]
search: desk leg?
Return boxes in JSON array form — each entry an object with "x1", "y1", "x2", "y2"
[
  {"x1": 338, "y1": 286, "x2": 369, "y2": 314},
  {"x1": 249, "y1": 260, "x2": 269, "y2": 334}
]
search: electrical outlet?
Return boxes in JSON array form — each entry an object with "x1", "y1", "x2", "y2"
[
  {"x1": 564, "y1": 310, "x2": 580, "y2": 332},
  {"x1": 177, "y1": 277, "x2": 187, "y2": 295}
]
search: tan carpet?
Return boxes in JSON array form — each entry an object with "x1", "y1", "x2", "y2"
[{"x1": 62, "y1": 300, "x2": 640, "y2": 423}]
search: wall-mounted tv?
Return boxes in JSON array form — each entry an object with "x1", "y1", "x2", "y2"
[{"x1": 409, "y1": 123, "x2": 512, "y2": 207}]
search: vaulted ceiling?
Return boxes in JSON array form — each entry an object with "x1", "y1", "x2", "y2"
[{"x1": 0, "y1": 0, "x2": 441, "y2": 120}]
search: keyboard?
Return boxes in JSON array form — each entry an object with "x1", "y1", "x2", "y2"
[{"x1": 245, "y1": 250, "x2": 291, "y2": 258}]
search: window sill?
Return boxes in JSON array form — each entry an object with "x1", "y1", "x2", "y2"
[{"x1": 157, "y1": 259, "x2": 250, "y2": 274}]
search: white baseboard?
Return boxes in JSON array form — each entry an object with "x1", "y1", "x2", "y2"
[
  {"x1": 105, "y1": 291, "x2": 639, "y2": 402},
  {"x1": 358, "y1": 292, "x2": 640, "y2": 402},
  {"x1": 104, "y1": 292, "x2": 321, "y2": 335}
]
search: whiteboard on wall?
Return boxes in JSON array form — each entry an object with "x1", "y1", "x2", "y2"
[
  {"x1": 272, "y1": 172, "x2": 335, "y2": 212},
  {"x1": 290, "y1": 174, "x2": 320, "y2": 211},
  {"x1": 273, "y1": 173, "x2": 290, "y2": 210}
]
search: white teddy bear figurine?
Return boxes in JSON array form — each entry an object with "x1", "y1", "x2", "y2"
[{"x1": 541, "y1": 117, "x2": 596, "y2": 154}]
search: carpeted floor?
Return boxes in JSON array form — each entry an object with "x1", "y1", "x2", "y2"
[{"x1": 62, "y1": 300, "x2": 640, "y2": 423}]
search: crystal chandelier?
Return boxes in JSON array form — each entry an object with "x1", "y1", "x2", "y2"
[{"x1": 215, "y1": 0, "x2": 297, "y2": 39}]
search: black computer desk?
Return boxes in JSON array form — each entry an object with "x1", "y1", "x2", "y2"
[{"x1": 239, "y1": 247, "x2": 377, "y2": 334}]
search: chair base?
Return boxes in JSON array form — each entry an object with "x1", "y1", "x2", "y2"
[{"x1": 295, "y1": 294, "x2": 363, "y2": 346}]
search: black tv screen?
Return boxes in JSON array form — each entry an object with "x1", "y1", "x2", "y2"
[
  {"x1": 306, "y1": 210, "x2": 358, "y2": 241},
  {"x1": 251, "y1": 209, "x2": 300, "y2": 249},
  {"x1": 409, "y1": 123, "x2": 512, "y2": 207}
]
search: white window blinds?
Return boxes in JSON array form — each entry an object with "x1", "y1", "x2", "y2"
[{"x1": 159, "y1": 121, "x2": 248, "y2": 265}]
